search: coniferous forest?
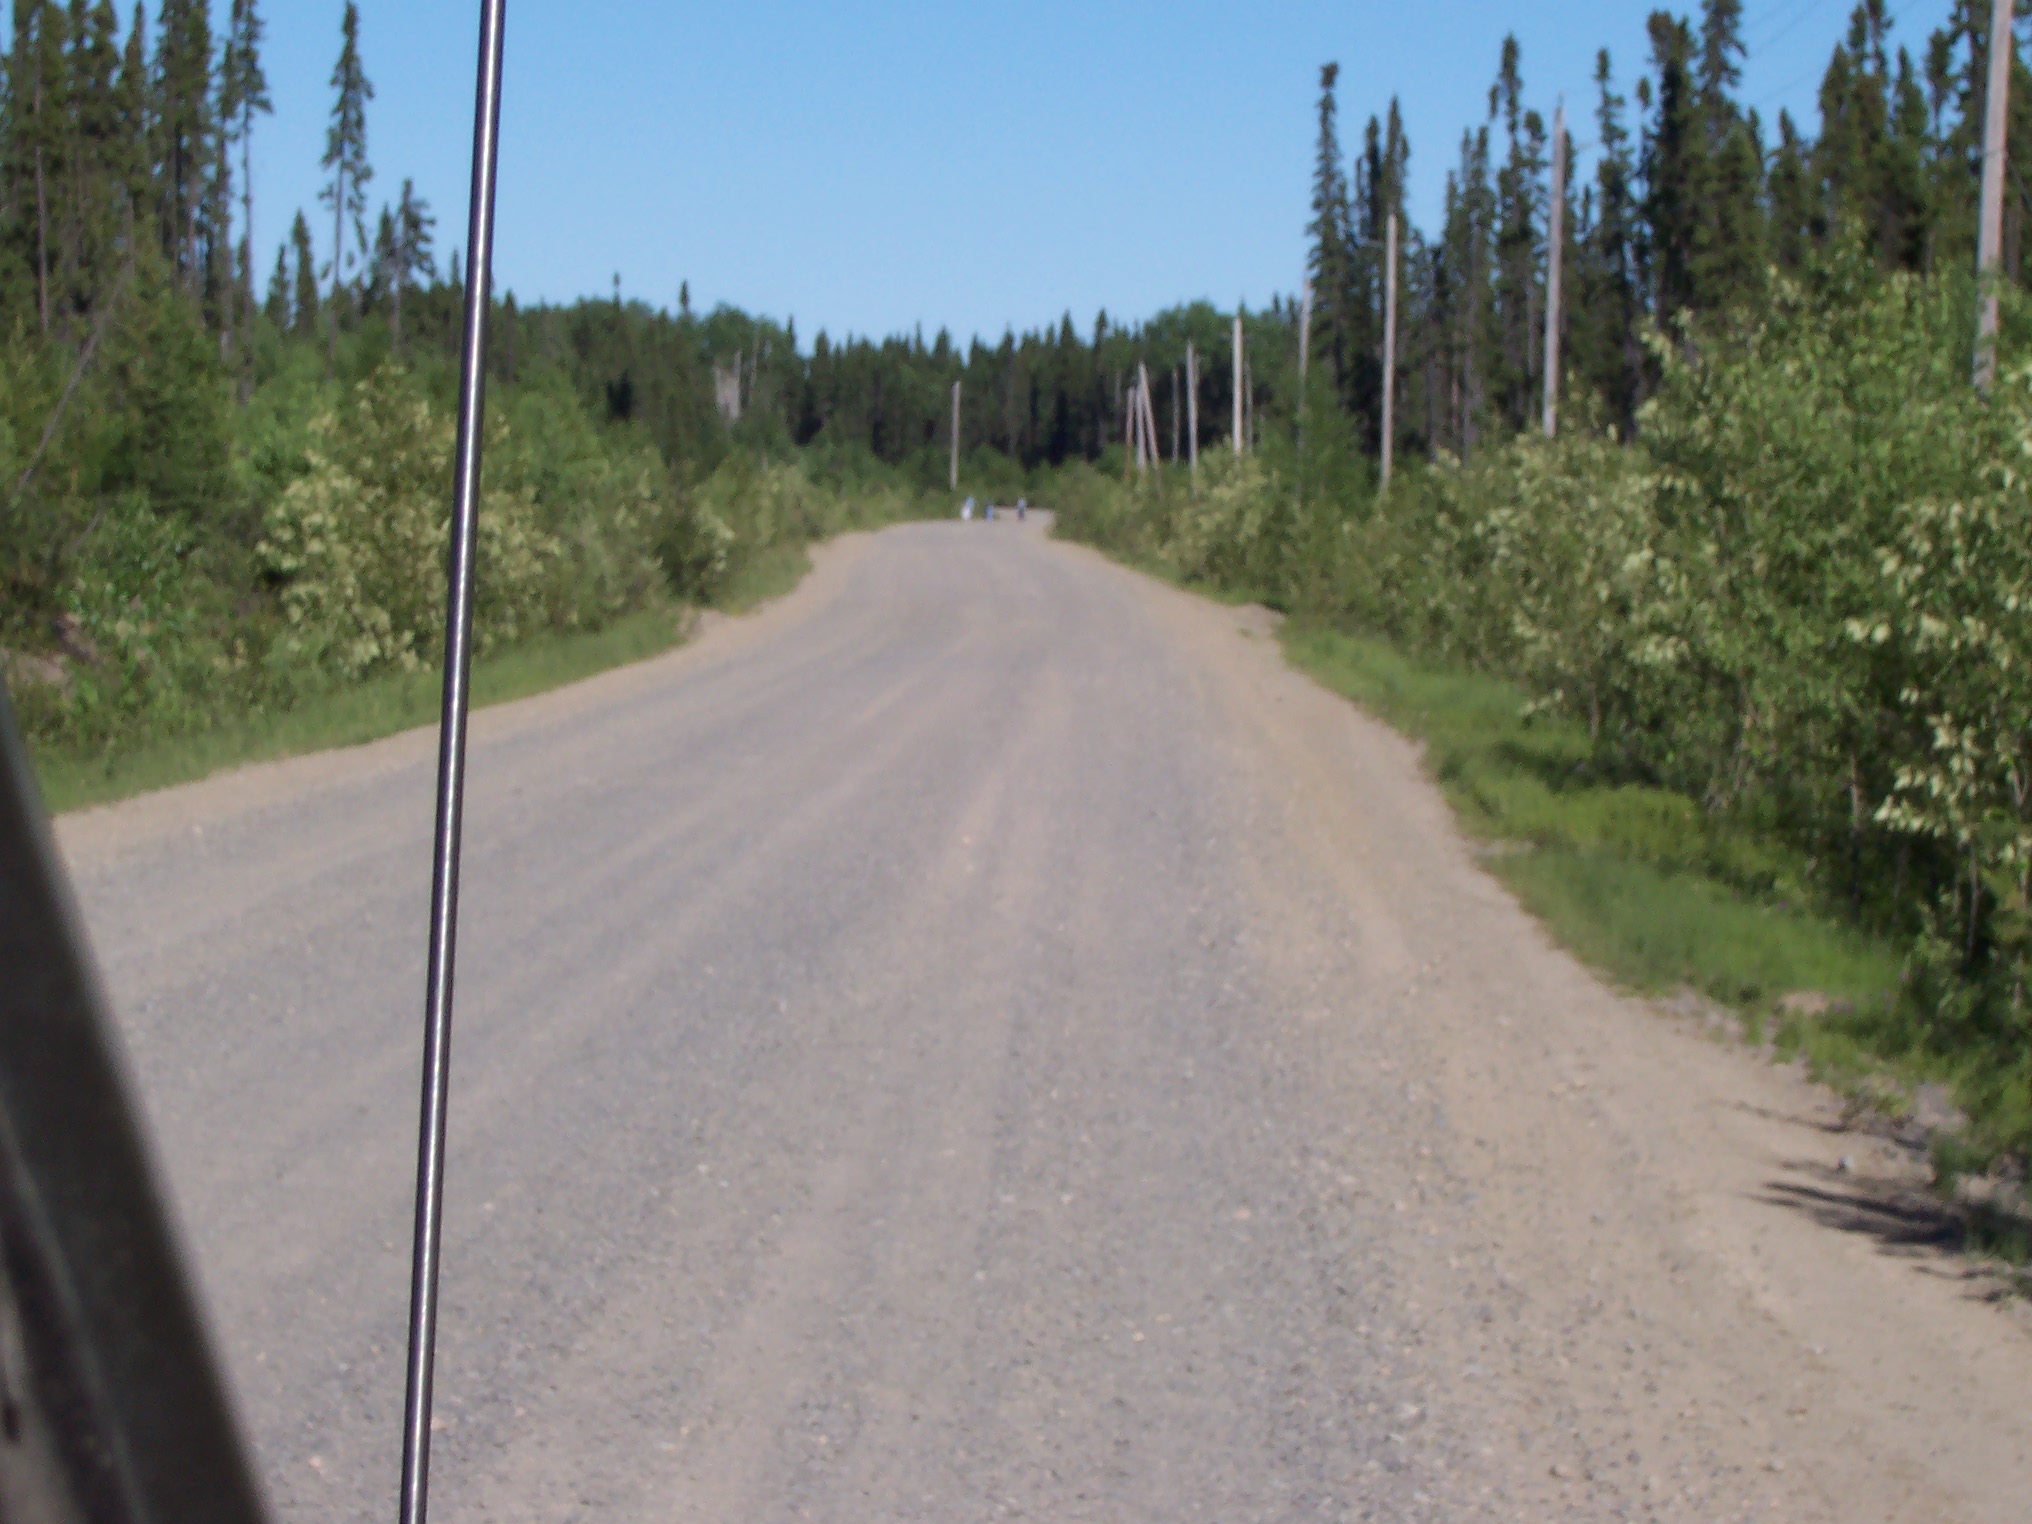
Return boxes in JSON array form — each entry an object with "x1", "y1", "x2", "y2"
[{"x1": 7, "y1": 5, "x2": 2032, "y2": 1154}]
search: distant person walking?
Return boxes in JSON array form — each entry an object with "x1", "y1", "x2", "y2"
[
  {"x1": 1017, "y1": 497, "x2": 1027, "y2": 522},
  {"x1": 961, "y1": 496, "x2": 975, "y2": 521}
]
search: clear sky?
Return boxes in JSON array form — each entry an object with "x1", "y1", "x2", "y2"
[{"x1": 242, "y1": 1, "x2": 1958, "y2": 347}]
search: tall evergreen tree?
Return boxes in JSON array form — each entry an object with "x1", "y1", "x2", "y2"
[
  {"x1": 264, "y1": 237, "x2": 287, "y2": 327},
  {"x1": 319, "y1": 0, "x2": 372, "y2": 357},
  {"x1": 1306, "y1": 63, "x2": 1353, "y2": 403},
  {"x1": 288, "y1": 205, "x2": 317, "y2": 335},
  {"x1": 1572, "y1": 48, "x2": 1644, "y2": 430},
  {"x1": 1488, "y1": 36, "x2": 1544, "y2": 431},
  {"x1": 113, "y1": 3, "x2": 148, "y2": 210},
  {"x1": 8, "y1": 3, "x2": 71, "y2": 333},
  {"x1": 153, "y1": 0, "x2": 216, "y2": 297},
  {"x1": 220, "y1": 0, "x2": 270, "y2": 333},
  {"x1": 1642, "y1": 11, "x2": 1701, "y2": 331},
  {"x1": 1767, "y1": 108, "x2": 1821, "y2": 270},
  {"x1": 386, "y1": 176, "x2": 432, "y2": 350},
  {"x1": 1691, "y1": 0, "x2": 1764, "y2": 312},
  {"x1": 64, "y1": 2, "x2": 125, "y2": 324}
]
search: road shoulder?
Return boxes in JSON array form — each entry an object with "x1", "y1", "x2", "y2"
[
  {"x1": 53, "y1": 532, "x2": 878, "y2": 876},
  {"x1": 1046, "y1": 532, "x2": 2032, "y2": 1523}
]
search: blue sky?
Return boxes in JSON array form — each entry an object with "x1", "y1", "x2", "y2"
[{"x1": 239, "y1": 1, "x2": 1958, "y2": 346}]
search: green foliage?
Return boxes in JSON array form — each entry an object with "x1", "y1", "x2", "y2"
[
  {"x1": 30, "y1": 603, "x2": 693, "y2": 815},
  {"x1": 258, "y1": 366, "x2": 560, "y2": 678},
  {"x1": 1051, "y1": 254, "x2": 2032, "y2": 1160}
]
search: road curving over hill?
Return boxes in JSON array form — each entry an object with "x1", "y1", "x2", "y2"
[{"x1": 58, "y1": 517, "x2": 2032, "y2": 1522}]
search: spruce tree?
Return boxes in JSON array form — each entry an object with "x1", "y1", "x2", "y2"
[
  {"x1": 264, "y1": 239, "x2": 288, "y2": 327},
  {"x1": 387, "y1": 177, "x2": 432, "y2": 350},
  {"x1": 288, "y1": 206, "x2": 317, "y2": 335},
  {"x1": 1489, "y1": 36, "x2": 1543, "y2": 431},
  {"x1": 1641, "y1": 12, "x2": 1701, "y2": 330},
  {"x1": 220, "y1": 0, "x2": 270, "y2": 330},
  {"x1": 1690, "y1": 0, "x2": 1763, "y2": 312},
  {"x1": 1573, "y1": 48, "x2": 1644, "y2": 430},
  {"x1": 113, "y1": 3, "x2": 149, "y2": 211},
  {"x1": 1306, "y1": 63, "x2": 1353, "y2": 404},
  {"x1": 66, "y1": 2, "x2": 125, "y2": 324},
  {"x1": 319, "y1": 0, "x2": 372, "y2": 358},
  {"x1": 153, "y1": 0, "x2": 216, "y2": 298},
  {"x1": 9, "y1": 3, "x2": 72, "y2": 333},
  {"x1": 1767, "y1": 109, "x2": 1821, "y2": 270}
]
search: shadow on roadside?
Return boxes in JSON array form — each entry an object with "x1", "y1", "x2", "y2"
[{"x1": 1757, "y1": 1163, "x2": 2029, "y2": 1302}]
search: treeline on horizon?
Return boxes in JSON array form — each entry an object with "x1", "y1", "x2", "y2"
[{"x1": 539, "y1": 0, "x2": 2032, "y2": 487}]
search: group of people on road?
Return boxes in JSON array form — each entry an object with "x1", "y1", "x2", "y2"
[{"x1": 959, "y1": 496, "x2": 1026, "y2": 523}]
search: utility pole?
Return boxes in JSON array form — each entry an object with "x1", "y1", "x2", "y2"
[
  {"x1": 1232, "y1": 312, "x2": 1244, "y2": 455},
  {"x1": 1124, "y1": 373, "x2": 1138, "y2": 480},
  {"x1": 1186, "y1": 341, "x2": 1200, "y2": 492},
  {"x1": 1132, "y1": 368, "x2": 1147, "y2": 474},
  {"x1": 1141, "y1": 363, "x2": 1161, "y2": 475},
  {"x1": 949, "y1": 379, "x2": 961, "y2": 490},
  {"x1": 1543, "y1": 101, "x2": 1566, "y2": 435},
  {"x1": 1172, "y1": 366, "x2": 1181, "y2": 462},
  {"x1": 1977, "y1": 0, "x2": 2015, "y2": 392},
  {"x1": 1298, "y1": 282, "x2": 1313, "y2": 387},
  {"x1": 1298, "y1": 282, "x2": 1313, "y2": 506},
  {"x1": 1245, "y1": 360, "x2": 1254, "y2": 452},
  {"x1": 1383, "y1": 214, "x2": 1399, "y2": 488}
]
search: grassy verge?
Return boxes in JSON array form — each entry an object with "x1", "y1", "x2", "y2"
[
  {"x1": 1280, "y1": 622, "x2": 1904, "y2": 1032},
  {"x1": 31, "y1": 603, "x2": 696, "y2": 814},
  {"x1": 29, "y1": 525, "x2": 863, "y2": 816},
  {"x1": 712, "y1": 539, "x2": 813, "y2": 615}
]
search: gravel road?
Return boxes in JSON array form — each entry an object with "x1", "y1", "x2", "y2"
[{"x1": 56, "y1": 519, "x2": 2032, "y2": 1522}]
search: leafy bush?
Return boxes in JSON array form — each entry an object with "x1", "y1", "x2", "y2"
[
  {"x1": 259, "y1": 366, "x2": 563, "y2": 678},
  {"x1": 1050, "y1": 254, "x2": 2032, "y2": 1156}
]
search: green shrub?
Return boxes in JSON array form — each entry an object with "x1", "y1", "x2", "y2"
[{"x1": 259, "y1": 366, "x2": 562, "y2": 679}]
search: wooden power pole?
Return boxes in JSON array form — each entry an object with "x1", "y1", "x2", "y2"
[
  {"x1": 1977, "y1": 0, "x2": 2015, "y2": 392},
  {"x1": 1186, "y1": 341, "x2": 1200, "y2": 492},
  {"x1": 1543, "y1": 102, "x2": 1566, "y2": 435},
  {"x1": 1124, "y1": 373, "x2": 1137, "y2": 480},
  {"x1": 1298, "y1": 282, "x2": 1313, "y2": 387},
  {"x1": 1382, "y1": 214, "x2": 1399, "y2": 488},
  {"x1": 1232, "y1": 313, "x2": 1244, "y2": 455},
  {"x1": 1298, "y1": 282, "x2": 1313, "y2": 505},
  {"x1": 1172, "y1": 366, "x2": 1181, "y2": 462},
  {"x1": 1138, "y1": 361, "x2": 1159, "y2": 476},
  {"x1": 949, "y1": 380, "x2": 961, "y2": 489}
]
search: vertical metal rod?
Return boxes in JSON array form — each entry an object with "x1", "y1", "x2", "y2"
[
  {"x1": 399, "y1": 4, "x2": 506, "y2": 1523},
  {"x1": 1186, "y1": 341, "x2": 1198, "y2": 492},
  {"x1": 1976, "y1": 0, "x2": 2014, "y2": 392},
  {"x1": 949, "y1": 379, "x2": 961, "y2": 489}
]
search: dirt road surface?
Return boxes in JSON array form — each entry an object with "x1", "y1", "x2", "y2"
[{"x1": 56, "y1": 520, "x2": 2032, "y2": 1521}]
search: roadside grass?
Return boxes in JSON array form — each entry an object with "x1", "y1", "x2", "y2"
[
  {"x1": 1279, "y1": 621, "x2": 1902, "y2": 1026},
  {"x1": 712, "y1": 540, "x2": 813, "y2": 615},
  {"x1": 1054, "y1": 513, "x2": 2032, "y2": 1265},
  {"x1": 30, "y1": 528, "x2": 862, "y2": 816},
  {"x1": 31, "y1": 603, "x2": 695, "y2": 814}
]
